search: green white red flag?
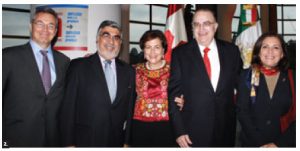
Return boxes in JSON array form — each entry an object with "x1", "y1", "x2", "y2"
[{"x1": 235, "y1": 4, "x2": 262, "y2": 69}]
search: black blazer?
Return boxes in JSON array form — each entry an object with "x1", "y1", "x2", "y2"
[
  {"x1": 237, "y1": 69, "x2": 296, "y2": 147},
  {"x1": 168, "y1": 39, "x2": 241, "y2": 147},
  {"x1": 60, "y1": 53, "x2": 135, "y2": 147},
  {"x1": 2, "y1": 43, "x2": 70, "y2": 147}
]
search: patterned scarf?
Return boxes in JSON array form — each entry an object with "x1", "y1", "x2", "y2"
[
  {"x1": 260, "y1": 66, "x2": 279, "y2": 76},
  {"x1": 246, "y1": 65, "x2": 260, "y2": 104}
]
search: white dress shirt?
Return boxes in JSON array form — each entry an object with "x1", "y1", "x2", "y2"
[
  {"x1": 30, "y1": 39, "x2": 56, "y2": 85},
  {"x1": 198, "y1": 39, "x2": 220, "y2": 92}
]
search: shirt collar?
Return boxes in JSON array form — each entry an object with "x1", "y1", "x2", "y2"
[
  {"x1": 198, "y1": 39, "x2": 217, "y2": 52},
  {"x1": 30, "y1": 39, "x2": 53, "y2": 56},
  {"x1": 98, "y1": 53, "x2": 116, "y2": 66}
]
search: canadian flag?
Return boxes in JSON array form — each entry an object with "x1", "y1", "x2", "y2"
[{"x1": 164, "y1": 4, "x2": 188, "y2": 62}]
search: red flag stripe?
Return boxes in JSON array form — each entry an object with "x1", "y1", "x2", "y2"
[
  {"x1": 166, "y1": 4, "x2": 183, "y2": 18},
  {"x1": 251, "y1": 7, "x2": 257, "y2": 23},
  {"x1": 164, "y1": 4, "x2": 187, "y2": 62}
]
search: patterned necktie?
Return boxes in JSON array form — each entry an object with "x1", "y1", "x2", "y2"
[
  {"x1": 104, "y1": 60, "x2": 116, "y2": 103},
  {"x1": 40, "y1": 50, "x2": 51, "y2": 94},
  {"x1": 203, "y1": 47, "x2": 211, "y2": 80}
]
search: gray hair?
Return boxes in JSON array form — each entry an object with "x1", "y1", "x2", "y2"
[{"x1": 96, "y1": 20, "x2": 122, "y2": 38}]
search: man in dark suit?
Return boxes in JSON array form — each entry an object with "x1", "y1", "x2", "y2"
[
  {"x1": 2, "y1": 7, "x2": 70, "y2": 147},
  {"x1": 60, "y1": 20, "x2": 135, "y2": 147},
  {"x1": 168, "y1": 8, "x2": 241, "y2": 147}
]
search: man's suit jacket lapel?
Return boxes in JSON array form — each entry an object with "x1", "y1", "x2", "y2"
[
  {"x1": 215, "y1": 40, "x2": 226, "y2": 95},
  {"x1": 89, "y1": 53, "x2": 128, "y2": 106},
  {"x1": 112, "y1": 59, "x2": 127, "y2": 106},
  {"x1": 89, "y1": 53, "x2": 112, "y2": 104},
  {"x1": 23, "y1": 43, "x2": 46, "y2": 95},
  {"x1": 190, "y1": 40, "x2": 214, "y2": 92},
  {"x1": 48, "y1": 50, "x2": 63, "y2": 95}
]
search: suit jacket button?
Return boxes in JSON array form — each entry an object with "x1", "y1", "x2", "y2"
[{"x1": 266, "y1": 120, "x2": 271, "y2": 125}]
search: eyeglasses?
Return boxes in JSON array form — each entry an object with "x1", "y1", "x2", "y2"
[
  {"x1": 100, "y1": 32, "x2": 121, "y2": 42},
  {"x1": 192, "y1": 21, "x2": 215, "y2": 29},
  {"x1": 33, "y1": 21, "x2": 56, "y2": 31}
]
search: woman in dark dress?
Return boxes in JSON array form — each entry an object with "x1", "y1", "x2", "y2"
[{"x1": 237, "y1": 33, "x2": 295, "y2": 147}]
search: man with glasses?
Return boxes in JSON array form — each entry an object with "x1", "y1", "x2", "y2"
[
  {"x1": 168, "y1": 8, "x2": 242, "y2": 147},
  {"x1": 2, "y1": 7, "x2": 70, "y2": 147},
  {"x1": 60, "y1": 20, "x2": 135, "y2": 147}
]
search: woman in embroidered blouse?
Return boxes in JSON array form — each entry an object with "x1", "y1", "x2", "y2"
[
  {"x1": 236, "y1": 33, "x2": 295, "y2": 147},
  {"x1": 127, "y1": 30, "x2": 183, "y2": 147}
]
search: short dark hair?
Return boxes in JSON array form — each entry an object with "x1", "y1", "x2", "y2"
[
  {"x1": 193, "y1": 8, "x2": 217, "y2": 22},
  {"x1": 96, "y1": 20, "x2": 122, "y2": 38},
  {"x1": 251, "y1": 32, "x2": 289, "y2": 71},
  {"x1": 139, "y1": 30, "x2": 168, "y2": 54},
  {"x1": 32, "y1": 7, "x2": 58, "y2": 27}
]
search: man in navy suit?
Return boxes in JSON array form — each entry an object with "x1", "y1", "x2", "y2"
[
  {"x1": 168, "y1": 8, "x2": 242, "y2": 147},
  {"x1": 3, "y1": 7, "x2": 70, "y2": 147},
  {"x1": 60, "y1": 20, "x2": 135, "y2": 147}
]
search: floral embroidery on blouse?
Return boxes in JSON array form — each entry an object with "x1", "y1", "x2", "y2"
[{"x1": 133, "y1": 62, "x2": 170, "y2": 122}]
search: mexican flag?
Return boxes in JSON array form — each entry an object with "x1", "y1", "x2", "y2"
[
  {"x1": 235, "y1": 4, "x2": 262, "y2": 69},
  {"x1": 164, "y1": 4, "x2": 187, "y2": 62}
]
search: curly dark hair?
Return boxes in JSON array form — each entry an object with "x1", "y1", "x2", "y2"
[
  {"x1": 139, "y1": 30, "x2": 168, "y2": 54},
  {"x1": 251, "y1": 32, "x2": 289, "y2": 71}
]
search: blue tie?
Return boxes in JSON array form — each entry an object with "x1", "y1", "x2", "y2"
[{"x1": 104, "y1": 60, "x2": 116, "y2": 103}]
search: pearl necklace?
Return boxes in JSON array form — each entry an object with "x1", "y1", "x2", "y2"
[{"x1": 146, "y1": 60, "x2": 166, "y2": 70}]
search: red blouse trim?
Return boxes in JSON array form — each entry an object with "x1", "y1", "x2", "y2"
[{"x1": 133, "y1": 62, "x2": 170, "y2": 122}]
